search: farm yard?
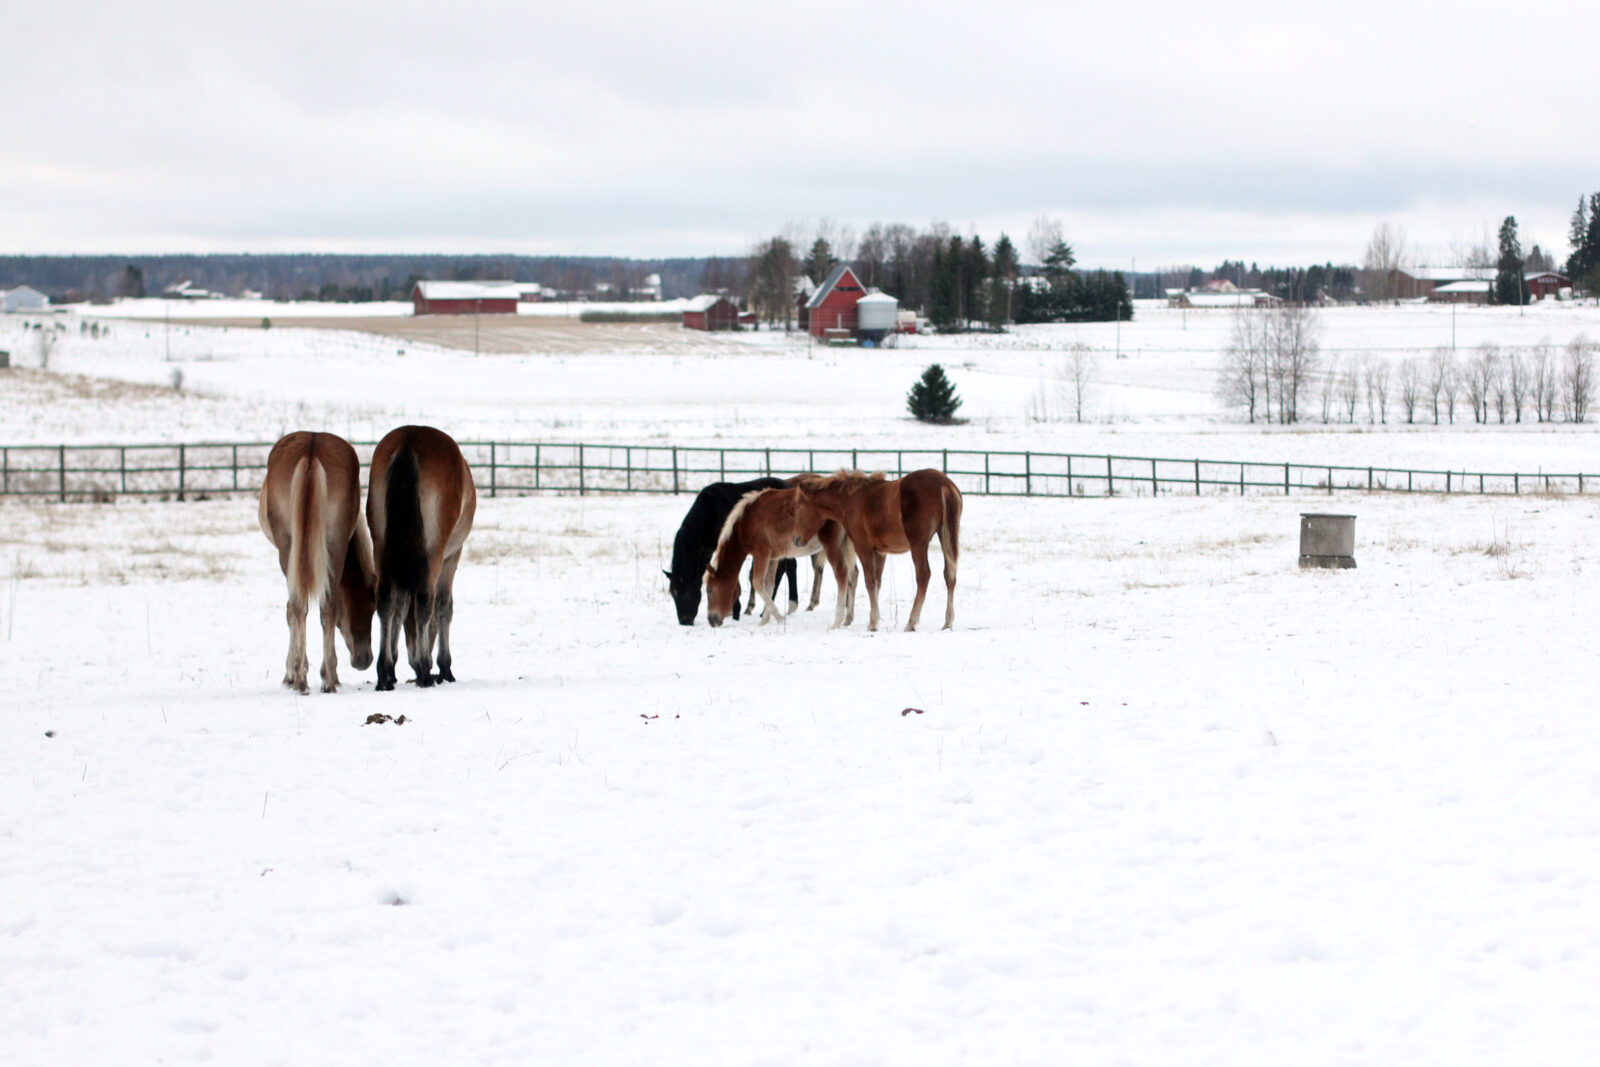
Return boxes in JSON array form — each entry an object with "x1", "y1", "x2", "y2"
[{"x1": 4, "y1": 301, "x2": 1600, "y2": 1063}]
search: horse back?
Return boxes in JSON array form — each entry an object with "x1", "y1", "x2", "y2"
[
  {"x1": 260, "y1": 431, "x2": 362, "y2": 598},
  {"x1": 369, "y1": 426, "x2": 474, "y2": 593},
  {"x1": 672, "y1": 477, "x2": 789, "y2": 579}
]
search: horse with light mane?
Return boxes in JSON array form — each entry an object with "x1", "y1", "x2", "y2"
[
  {"x1": 795, "y1": 468, "x2": 962, "y2": 631},
  {"x1": 366, "y1": 425, "x2": 476, "y2": 690},
  {"x1": 258, "y1": 431, "x2": 376, "y2": 693},
  {"x1": 704, "y1": 487, "x2": 857, "y2": 628}
]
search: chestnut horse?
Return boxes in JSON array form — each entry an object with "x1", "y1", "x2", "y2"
[
  {"x1": 704, "y1": 488, "x2": 857, "y2": 628},
  {"x1": 258, "y1": 431, "x2": 376, "y2": 693},
  {"x1": 796, "y1": 469, "x2": 962, "y2": 631},
  {"x1": 367, "y1": 425, "x2": 476, "y2": 690}
]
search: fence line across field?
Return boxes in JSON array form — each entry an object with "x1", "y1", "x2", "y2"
[{"x1": 2, "y1": 440, "x2": 1595, "y2": 503}]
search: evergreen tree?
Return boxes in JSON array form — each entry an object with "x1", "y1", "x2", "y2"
[
  {"x1": 119, "y1": 264, "x2": 145, "y2": 299},
  {"x1": 1041, "y1": 240, "x2": 1076, "y2": 283},
  {"x1": 926, "y1": 244, "x2": 956, "y2": 330},
  {"x1": 1495, "y1": 216, "x2": 1526, "y2": 306},
  {"x1": 907, "y1": 363, "x2": 963, "y2": 423},
  {"x1": 961, "y1": 236, "x2": 989, "y2": 329},
  {"x1": 804, "y1": 238, "x2": 837, "y2": 285},
  {"x1": 989, "y1": 233, "x2": 1019, "y2": 328}
]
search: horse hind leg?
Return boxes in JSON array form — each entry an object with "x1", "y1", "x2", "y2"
[
  {"x1": 375, "y1": 583, "x2": 406, "y2": 692},
  {"x1": 906, "y1": 542, "x2": 933, "y2": 632},
  {"x1": 284, "y1": 594, "x2": 311, "y2": 694},
  {"x1": 318, "y1": 592, "x2": 341, "y2": 693},
  {"x1": 434, "y1": 553, "x2": 462, "y2": 683},
  {"x1": 942, "y1": 540, "x2": 957, "y2": 630},
  {"x1": 406, "y1": 589, "x2": 437, "y2": 688},
  {"x1": 806, "y1": 553, "x2": 824, "y2": 611}
]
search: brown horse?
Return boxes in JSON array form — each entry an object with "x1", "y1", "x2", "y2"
[
  {"x1": 258, "y1": 431, "x2": 376, "y2": 693},
  {"x1": 704, "y1": 487, "x2": 857, "y2": 628},
  {"x1": 367, "y1": 425, "x2": 476, "y2": 690},
  {"x1": 796, "y1": 469, "x2": 962, "y2": 631}
]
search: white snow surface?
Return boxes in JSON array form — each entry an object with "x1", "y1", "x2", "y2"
[
  {"x1": 4, "y1": 491, "x2": 1600, "y2": 1063},
  {"x1": 4, "y1": 301, "x2": 1600, "y2": 1062}
]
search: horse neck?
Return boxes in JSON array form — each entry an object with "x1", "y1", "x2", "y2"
[{"x1": 709, "y1": 521, "x2": 749, "y2": 577}]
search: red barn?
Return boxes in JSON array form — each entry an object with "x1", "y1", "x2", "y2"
[
  {"x1": 412, "y1": 280, "x2": 520, "y2": 315},
  {"x1": 806, "y1": 264, "x2": 867, "y2": 340},
  {"x1": 682, "y1": 294, "x2": 741, "y2": 331},
  {"x1": 1525, "y1": 271, "x2": 1571, "y2": 299}
]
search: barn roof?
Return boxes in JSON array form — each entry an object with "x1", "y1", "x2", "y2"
[
  {"x1": 683, "y1": 294, "x2": 733, "y2": 312},
  {"x1": 805, "y1": 264, "x2": 863, "y2": 310},
  {"x1": 413, "y1": 280, "x2": 523, "y2": 300}
]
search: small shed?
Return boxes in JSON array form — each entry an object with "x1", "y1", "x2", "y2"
[
  {"x1": 1525, "y1": 271, "x2": 1571, "y2": 299},
  {"x1": 806, "y1": 264, "x2": 867, "y2": 339},
  {"x1": 412, "y1": 281, "x2": 521, "y2": 315},
  {"x1": 1427, "y1": 280, "x2": 1490, "y2": 305},
  {"x1": 682, "y1": 294, "x2": 741, "y2": 331}
]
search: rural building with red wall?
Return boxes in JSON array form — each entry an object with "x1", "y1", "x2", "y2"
[
  {"x1": 806, "y1": 264, "x2": 867, "y2": 339},
  {"x1": 412, "y1": 281, "x2": 521, "y2": 315},
  {"x1": 682, "y1": 294, "x2": 741, "y2": 331}
]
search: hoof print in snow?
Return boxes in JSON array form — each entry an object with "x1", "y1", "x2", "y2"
[
  {"x1": 901, "y1": 707, "x2": 924, "y2": 716},
  {"x1": 364, "y1": 713, "x2": 408, "y2": 726}
]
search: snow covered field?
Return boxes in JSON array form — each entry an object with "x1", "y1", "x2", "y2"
[
  {"x1": 4, "y1": 489, "x2": 1600, "y2": 1064},
  {"x1": 4, "y1": 303, "x2": 1600, "y2": 1063}
]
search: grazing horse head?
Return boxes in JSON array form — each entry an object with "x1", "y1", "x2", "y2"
[{"x1": 664, "y1": 567, "x2": 702, "y2": 627}]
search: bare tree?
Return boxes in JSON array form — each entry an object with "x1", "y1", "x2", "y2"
[
  {"x1": 1026, "y1": 215, "x2": 1066, "y2": 269},
  {"x1": 1217, "y1": 307, "x2": 1269, "y2": 423},
  {"x1": 1341, "y1": 359, "x2": 1364, "y2": 422},
  {"x1": 1428, "y1": 346, "x2": 1456, "y2": 423},
  {"x1": 1362, "y1": 222, "x2": 1407, "y2": 303},
  {"x1": 1319, "y1": 356, "x2": 1341, "y2": 423},
  {"x1": 1464, "y1": 343, "x2": 1501, "y2": 424},
  {"x1": 1506, "y1": 348, "x2": 1529, "y2": 423},
  {"x1": 1059, "y1": 343, "x2": 1098, "y2": 423},
  {"x1": 1565, "y1": 335, "x2": 1595, "y2": 422},
  {"x1": 1364, "y1": 359, "x2": 1391, "y2": 423},
  {"x1": 746, "y1": 236, "x2": 798, "y2": 329},
  {"x1": 1529, "y1": 342, "x2": 1559, "y2": 422},
  {"x1": 1397, "y1": 357, "x2": 1422, "y2": 423},
  {"x1": 1264, "y1": 303, "x2": 1321, "y2": 423}
]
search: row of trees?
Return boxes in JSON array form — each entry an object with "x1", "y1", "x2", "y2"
[
  {"x1": 736, "y1": 218, "x2": 1131, "y2": 332},
  {"x1": 1568, "y1": 192, "x2": 1600, "y2": 294},
  {"x1": 1218, "y1": 305, "x2": 1597, "y2": 424}
]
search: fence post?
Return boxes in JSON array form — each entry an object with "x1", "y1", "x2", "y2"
[
  {"x1": 1284, "y1": 463, "x2": 1290, "y2": 495},
  {"x1": 626, "y1": 446, "x2": 632, "y2": 492},
  {"x1": 852, "y1": 448, "x2": 858, "y2": 472},
  {"x1": 1514, "y1": 473, "x2": 1519, "y2": 495},
  {"x1": 1107, "y1": 455, "x2": 1114, "y2": 496},
  {"x1": 121, "y1": 447, "x2": 128, "y2": 495},
  {"x1": 231, "y1": 444, "x2": 239, "y2": 493},
  {"x1": 1025, "y1": 452, "x2": 1032, "y2": 496},
  {"x1": 1195, "y1": 459, "x2": 1201, "y2": 496},
  {"x1": 1067, "y1": 454, "x2": 1074, "y2": 494},
  {"x1": 672, "y1": 447, "x2": 679, "y2": 494},
  {"x1": 1327, "y1": 467, "x2": 1332, "y2": 495},
  {"x1": 984, "y1": 453, "x2": 990, "y2": 495},
  {"x1": 942, "y1": 448, "x2": 948, "y2": 474},
  {"x1": 1239, "y1": 464, "x2": 1245, "y2": 495},
  {"x1": 579, "y1": 444, "x2": 585, "y2": 496},
  {"x1": 59, "y1": 444, "x2": 66, "y2": 502},
  {"x1": 1447, "y1": 471, "x2": 1452, "y2": 493},
  {"x1": 178, "y1": 444, "x2": 186, "y2": 502},
  {"x1": 765, "y1": 448, "x2": 771, "y2": 477},
  {"x1": 490, "y1": 442, "x2": 498, "y2": 498},
  {"x1": 719, "y1": 450, "x2": 725, "y2": 482},
  {"x1": 2, "y1": 446, "x2": 7, "y2": 495},
  {"x1": 1368, "y1": 467, "x2": 1373, "y2": 491},
  {"x1": 535, "y1": 444, "x2": 542, "y2": 491},
  {"x1": 1151, "y1": 458, "x2": 1158, "y2": 497}
]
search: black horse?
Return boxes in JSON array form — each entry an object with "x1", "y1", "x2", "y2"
[{"x1": 665, "y1": 477, "x2": 801, "y2": 626}]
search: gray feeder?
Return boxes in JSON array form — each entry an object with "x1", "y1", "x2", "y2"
[{"x1": 1299, "y1": 513, "x2": 1355, "y2": 569}]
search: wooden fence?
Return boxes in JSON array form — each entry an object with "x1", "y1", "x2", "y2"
[{"x1": 1, "y1": 441, "x2": 1594, "y2": 503}]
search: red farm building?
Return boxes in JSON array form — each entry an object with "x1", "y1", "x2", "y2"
[
  {"x1": 682, "y1": 294, "x2": 741, "y2": 331},
  {"x1": 1525, "y1": 270, "x2": 1572, "y2": 299},
  {"x1": 806, "y1": 264, "x2": 867, "y2": 340},
  {"x1": 412, "y1": 280, "x2": 521, "y2": 315}
]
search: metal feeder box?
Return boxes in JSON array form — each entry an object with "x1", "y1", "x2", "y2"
[{"x1": 1299, "y1": 513, "x2": 1355, "y2": 569}]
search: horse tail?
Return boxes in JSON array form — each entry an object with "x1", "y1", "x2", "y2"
[
  {"x1": 381, "y1": 444, "x2": 428, "y2": 600},
  {"x1": 939, "y1": 480, "x2": 962, "y2": 565},
  {"x1": 288, "y1": 455, "x2": 331, "y2": 607}
]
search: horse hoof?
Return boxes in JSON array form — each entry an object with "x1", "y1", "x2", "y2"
[
  {"x1": 415, "y1": 674, "x2": 435, "y2": 689},
  {"x1": 437, "y1": 668, "x2": 456, "y2": 683},
  {"x1": 376, "y1": 678, "x2": 395, "y2": 692}
]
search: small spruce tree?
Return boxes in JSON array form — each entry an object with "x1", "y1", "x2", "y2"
[{"x1": 907, "y1": 363, "x2": 963, "y2": 423}]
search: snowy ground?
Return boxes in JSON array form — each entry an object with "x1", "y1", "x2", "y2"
[
  {"x1": 8, "y1": 300, "x2": 1600, "y2": 476},
  {"x1": 4, "y1": 490, "x2": 1600, "y2": 1064},
  {"x1": 4, "y1": 301, "x2": 1600, "y2": 1062}
]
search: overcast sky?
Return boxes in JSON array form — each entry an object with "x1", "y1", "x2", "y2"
[{"x1": 8, "y1": 0, "x2": 1597, "y2": 267}]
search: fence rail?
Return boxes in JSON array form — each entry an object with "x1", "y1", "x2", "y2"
[{"x1": 1, "y1": 440, "x2": 1594, "y2": 502}]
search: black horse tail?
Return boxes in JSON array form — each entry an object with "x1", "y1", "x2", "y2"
[{"x1": 382, "y1": 445, "x2": 428, "y2": 600}]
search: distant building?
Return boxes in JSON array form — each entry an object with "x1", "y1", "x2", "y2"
[
  {"x1": 1167, "y1": 288, "x2": 1281, "y2": 309},
  {"x1": 161, "y1": 279, "x2": 222, "y2": 300},
  {"x1": 0, "y1": 285, "x2": 48, "y2": 312},
  {"x1": 1427, "y1": 280, "x2": 1491, "y2": 305},
  {"x1": 682, "y1": 294, "x2": 741, "y2": 331},
  {"x1": 806, "y1": 264, "x2": 868, "y2": 340},
  {"x1": 1525, "y1": 271, "x2": 1571, "y2": 299},
  {"x1": 411, "y1": 280, "x2": 521, "y2": 315},
  {"x1": 1388, "y1": 266, "x2": 1494, "y2": 301}
]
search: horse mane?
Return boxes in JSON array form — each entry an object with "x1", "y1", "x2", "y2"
[
  {"x1": 808, "y1": 468, "x2": 886, "y2": 495},
  {"x1": 712, "y1": 489, "x2": 764, "y2": 562}
]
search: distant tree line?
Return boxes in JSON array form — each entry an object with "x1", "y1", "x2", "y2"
[
  {"x1": 0, "y1": 254, "x2": 715, "y2": 304},
  {"x1": 1567, "y1": 192, "x2": 1600, "y2": 295}
]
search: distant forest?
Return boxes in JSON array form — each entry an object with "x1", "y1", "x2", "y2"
[{"x1": 0, "y1": 254, "x2": 716, "y2": 304}]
